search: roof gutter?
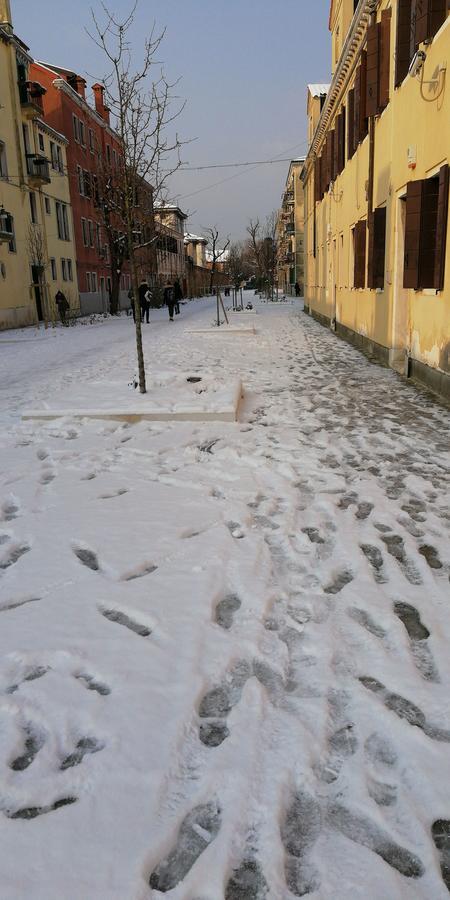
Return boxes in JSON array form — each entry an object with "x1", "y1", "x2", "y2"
[{"x1": 303, "y1": 0, "x2": 376, "y2": 178}]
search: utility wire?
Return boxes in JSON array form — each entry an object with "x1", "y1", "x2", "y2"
[{"x1": 174, "y1": 140, "x2": 308, "y2": 202}]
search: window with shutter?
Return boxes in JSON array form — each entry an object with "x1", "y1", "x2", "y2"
[
  {"x1": 368, "y1": 207, "x2": 387, "y2": 289},
  {"x1": 419, "y1": 175, "x2": 440, "y2": 287},
  {"x1": 333, "y1": 123, "x2": 339, "y2": 181},
  {"x1": 395, "y1": 0, "x2": 417, "y2": 86},
  {"x1": 434, "y1": 165, "x2": 449, "y2": 290},
  {"x1": 366, "y1": 20, "x2": 380, "y2": 117},
  {"x1": 353, "y1": 220, "x2": 367, "y2": 288},
  {"x1": 379, "y1": 10, "x2": 392, "y2": 110},
  {"x1": 404, "y1": 180, "x2": 423, "y2": 288},
  {"x1": 339, "y1": 107, "x2": 346, "y2": 173},
  {"x1": 314, "y1": 156, "x2": 321, "y2": 203},
  {"x1": 415, "y1": 0, "x2": 447, "y2": 43},
  {"x1": 355, "y1": 52, "x2": 368, "y2": 143},
  {"x1": 348, "y1": 89, "x2": 355, "y2": 158}
]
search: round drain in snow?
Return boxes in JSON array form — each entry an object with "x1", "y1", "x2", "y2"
[{"x1": 187, "y1": 376, "x2": 202, "y2": 383}]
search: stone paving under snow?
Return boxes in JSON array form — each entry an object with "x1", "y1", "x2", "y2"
[{"x1": 0, "y1": 296, "x2": 449, "y2": 899}]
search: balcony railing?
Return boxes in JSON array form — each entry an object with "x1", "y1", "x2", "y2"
[
  {"x1": 284, "y1": 224, "x2": 295, "y2": 235},
  {"x1": 19, "y1": 81, "x2": 45, "y2": 116},
  {"x1": 26, "y1": 153, "x2": 51, "y2": 185},
  {"x1": 284, "y1": 190, "x2": 294, "y2": 204}
]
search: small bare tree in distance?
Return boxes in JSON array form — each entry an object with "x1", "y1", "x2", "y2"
[
  {"x1": 90, "y1": 1, "x2": 186, "y2": 392},
  {"x1": 203, "y1": 226, "x2": 230, "y2": 294}
]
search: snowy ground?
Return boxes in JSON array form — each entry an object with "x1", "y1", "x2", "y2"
[{"x1": 0, "y1": 295, "x2": 449, "y2": 900}]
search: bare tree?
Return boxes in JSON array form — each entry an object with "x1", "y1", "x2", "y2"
[
  {"x1": 90, "y1": 1, "x2": 186, "y2": 392},
  {"x1": 203, "y1": 226, "x2": 230, "y2": 294},
  {"x1": 227, "y1": 240, "x2": 253, "y2": 289},
  {"x1": 246, "y1": 214, "x2": 277, "y2": 298},
  {"x1": 27, "y1": 223, "x2": 53, "y2": 327}
]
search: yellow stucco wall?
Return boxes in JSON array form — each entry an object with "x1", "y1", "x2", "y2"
[
  {"x1": 0, "y1": 29, "x2": 33, "y2": 328},
  {"x1": 304, "y1": 4, "x2": 450, "y2": 376},
  {"x1": 0, "y1": 24, "x2": 79, "y2": 329}
]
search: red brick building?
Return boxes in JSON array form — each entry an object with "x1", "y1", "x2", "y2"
[{"x1": 30, "y1": 62, "x2": 131, "y2": 312}]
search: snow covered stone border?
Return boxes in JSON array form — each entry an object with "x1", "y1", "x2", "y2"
[{"x1": 22, "y1": 377, "x2": 243, "y2": 424}]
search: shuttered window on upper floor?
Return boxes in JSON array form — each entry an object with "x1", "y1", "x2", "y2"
[
  {"x1": 314, "y1": 156, "x2": 322, "y2": 203},
  {"x1": 353, "y1": 219, "x2": 367, "y2": 288},
  {"x1": 347, "y1": 89, "x2": 356, "y2": 159},
  {"x1": 396, "y1": 0, "x2": 447, "y2": 87},
  {"x1": 354, "y1": 51, "x2": 369, "y2": 145},
  {"x1": 404, "y1": 166, "x2": 449, "y2": 290},
  {"x1": 366, "y1": 9, "x2": 392, "y2": 117},
  {"x1": 367, "y1": 207, "x2": 387, "y2": 289}
]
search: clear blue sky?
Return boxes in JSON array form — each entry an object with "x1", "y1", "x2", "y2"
[{"x1": 12, "y1": 0, "x2": 331, "y2": 241}]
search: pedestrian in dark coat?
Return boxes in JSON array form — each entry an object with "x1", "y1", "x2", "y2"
[
  {"x1": 55, "y1": 290, "x2": 69, "y2": 325},
  {"x1": 173, "y1": 279, "x2": 183, "y2": 315},
  {"x1": 164, "y1": 283, "x2": 175, "y2": 321},
  {"x1": 138, "y1": 281, "x2": 149, "y2": 322},
  {"x1": 294, "y1": 281, "x2": 301, "y2": 297}
]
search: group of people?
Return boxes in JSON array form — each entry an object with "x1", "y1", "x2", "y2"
[{"x1": 128, "y1": 279, "x2": 183, "y2": 323}]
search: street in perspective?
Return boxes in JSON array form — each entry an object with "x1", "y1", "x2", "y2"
[{"x1": 0, "y1": 1, "x2": 449, "y2": 899}]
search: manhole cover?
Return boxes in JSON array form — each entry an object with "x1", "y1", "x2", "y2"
[{"x1": 187, "y1": 376, "x2": 202, "y2": 383}]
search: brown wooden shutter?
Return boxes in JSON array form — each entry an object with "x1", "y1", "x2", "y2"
[
  {"x1": 404, "y1": 180, "x2": 424, "y2": 289},
  {"x1": 329, "y1": 130, "x2": 335, "y2": 185},
  {"x1": 333, "y1": 123, "x2": 339, "y2": 181},
  {"x1": 429, "y1": 0, "x2": 447, "y2": 39},
  {"x1": 379, "y1": 9, "x2": 392, "y2": 110},
  {"x1": 368, "y1": 207, "x2": 387, "y2": 288},
  {"x1": 366, "y1": 20, "x2": 380, "y2": 117},
  {"x1": 419, "y1": 176, "x2": 440, "y2": 286},
  {"x1": 396, "y1": 0, "x2": 413, "y2": 86},
  {"x1": 314, "y1": 156, "x2": 321, "y2": 203},
  {"x1": 348, "y1": 89, "x2": 355, "y2": 158},
  {"x1": 355, "y1": 51, "x2": 368, "y2": 141},
  {"x1": 339, "y1": 107, "x2": 346, "y2": 173},
  {"x1": 354, "y1": 220, "x2": 367, "y2": 288},
  {"x1": 434, "y1": 164, "x2": 449, "y2": 290},
  {"x1": 415, "y1": 0, "x2": 430, "y2": 44}
]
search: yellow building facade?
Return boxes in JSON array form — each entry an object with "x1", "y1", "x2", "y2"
[
  {"x1": 277, "y1": 159, "x2": 306, "y2": 295},
  {"x1": 303, "y1": 0, "x2": 450, "y2": 399},
  {"x1": 0, "y1": 0, "x2": 79, "y2": 329}
]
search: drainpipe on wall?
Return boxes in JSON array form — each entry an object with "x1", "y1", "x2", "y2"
[{"x1": 367, "y1": 1, "x2": 378, "y2": 263}]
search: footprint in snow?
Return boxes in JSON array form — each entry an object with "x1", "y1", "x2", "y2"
[
  {"x1": 280, "y1": 790, "x2": 322, "y2": 897},
  {"x1": 73, "y1": 545, "x2": 100, "y2": 572},
  {"x1": 394, "y1": 601, "x2": 439, "y2": 682},
  {"x1": 226, "y1": 521, "x2": 245, "y2": 539},
  {"x1": 431, "y1": 820, "x2": 450, "y2": 892},
  {"x1": 225, "y1": 857, "x2": 269, "y2": 899},
  {"x1": 148, "y1": 801, "x2": 221, "y2": 892},
  {"x1": 359, "y1": 677, "x2": 450, "y2": 741},
  {"x1": 6, "y1": 665, "x2": 49, "y2": 694},
  {"x1": 4, "y1": 796, "x2": 77, "y2": 820},
  {"x1": 214, "y1": 593, "x2": 241, "y2": 630},
  {"x1": 60, "y1": 736, "x2": 104, "y2": 770},
  {"x1": 324, "y1": 569, "x2": 353, "y2": 595},
  {"x1": 1, "y1": 497, "x2": 20, "y2": 522},
  {"x1": 99, "y1": 606, "x2": 152, "y2": 638},
  {"x1": 418, "y1": 543, "x2": 443, "y2": 570},
  {"x1": 0, "y1": 542, "x2": 31, "y2": 572},
  {"x1": 347, "y1": 606, "x2": 386, "y2": 640},
  {"x1": 327, "y1": 803, "x2": 424, "y2": 878},
  {"x1": 75, "y1": 671, "x2": 111, "y2": 696},
  {"x1": 10, "y1": 724, "x2": 45, "y2": 771},
  {"x1": 365, "y1": 732, "x2": 398, "y2": 807}
]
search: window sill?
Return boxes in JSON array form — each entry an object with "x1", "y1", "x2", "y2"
[{"x1": 419, "y1": 288, "x2": 438, "y2": 296}]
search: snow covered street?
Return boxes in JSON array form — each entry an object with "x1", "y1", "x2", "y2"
[{"x1": 0, "y1": 296, "x2": 449, "y2": 899}]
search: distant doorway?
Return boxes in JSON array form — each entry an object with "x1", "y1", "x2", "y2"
[{"x1": 32, "y1": 265, "x2": 43, "y2": 321}]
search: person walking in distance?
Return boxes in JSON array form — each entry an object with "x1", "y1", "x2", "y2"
[
  {"x1": 55, "y1": 289, "x2": 69, "y2": 326},
  {"x1": 173, "y1": 278, "x2": 183, "y2": 315},
  {"x1": 164, "y1": 281, "x2": 175, "y2": 321},
  {"x1": 294, "y1": 281, "x2": 301, "y2": 297},
  {"x1": 138, "y1": 281, "x2": 149, "y2": 323},
  {"x1": 144, "y1": 284, "x2": 152, "y2": 323}
]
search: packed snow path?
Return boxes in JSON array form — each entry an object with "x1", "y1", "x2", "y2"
[{"x1": 0, "y1": 297, "x2": 449, "y2": 899}]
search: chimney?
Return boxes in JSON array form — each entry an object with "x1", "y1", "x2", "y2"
[
  {"x1": 92, "y1": 83, "x2": 110, "y2": 125},
  {"x1": 67, "y1": 73, "x2": 87, "y2": 100}
]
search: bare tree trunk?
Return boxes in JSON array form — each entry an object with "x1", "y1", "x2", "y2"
[{"x1": 127, "y1": 224, "x2": 146, "y2": 393}]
